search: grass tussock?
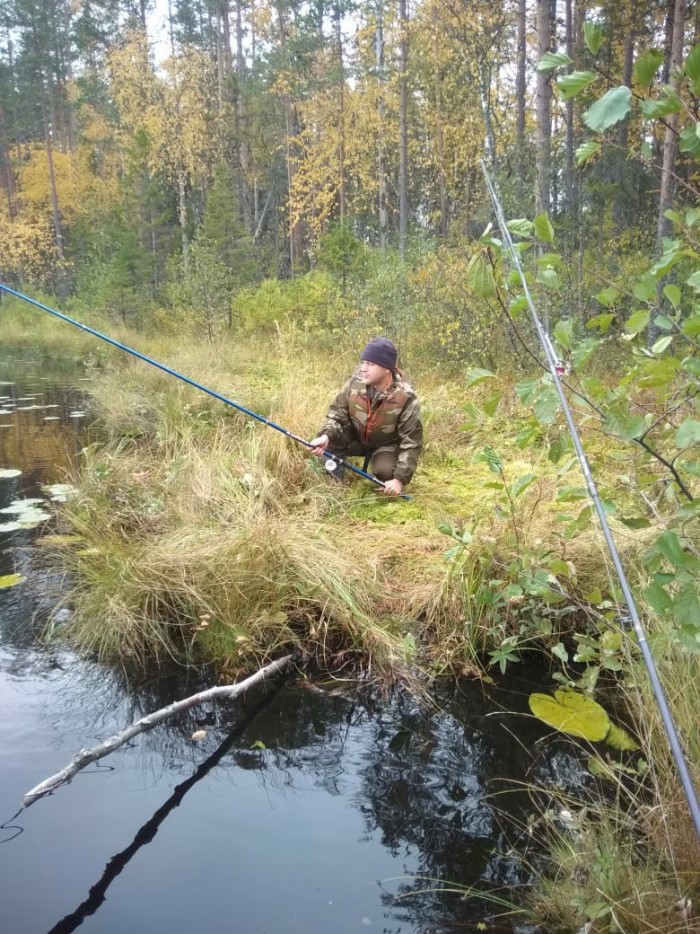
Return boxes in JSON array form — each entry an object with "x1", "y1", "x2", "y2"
[{"x1": 44, "y1": 327, "x2": 666, "y2": 683}]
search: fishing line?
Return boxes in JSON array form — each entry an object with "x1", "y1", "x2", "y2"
[
  {"x1": 0, "y1": 284, "x2": 410, "y2": 500},
  {"x1": 481, "y1": 162, "x2": 700, "y2": 839}
]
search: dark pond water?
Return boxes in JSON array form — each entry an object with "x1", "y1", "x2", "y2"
[{"x1": 0, "y1": 365, "x2": 584, "y2": 934}]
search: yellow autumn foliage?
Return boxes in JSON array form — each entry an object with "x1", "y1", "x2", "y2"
[{"x1": 17, "y1": 145, "x2": 119, "y2": 225}]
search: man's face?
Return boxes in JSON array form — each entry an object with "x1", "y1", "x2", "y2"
[{"x1": 360, "y1": 360, "x2": 392, "y2": 386}]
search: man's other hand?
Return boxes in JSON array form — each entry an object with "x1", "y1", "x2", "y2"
[
  {"x1": 309, "y1": 434, "x2": 330, "y2": 457},
  {"x1": 382, "y1": 478, "x2": 404, "y2": 496}
]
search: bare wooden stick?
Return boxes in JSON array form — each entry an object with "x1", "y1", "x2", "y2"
[{"x1": 22, "y1": 654, "x2": 293, "y2": 808}]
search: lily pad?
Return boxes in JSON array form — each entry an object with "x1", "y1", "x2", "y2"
[
  {"x1": 42, "y1": 483, "x2": 77, "y2": 502},
  {"x1": 529, "y1": 689, "x2": 610, "y2": 741},
  {"x1": 0, "y1": 573, "x2": 25, "y2": 589},
  {"x1": 0, "y1": 469, "x2": 22, "y2": 479},
  {"x1": 0, "y1": 499, "x2": 46, "y2": 514},
  {"x1": 17, "y1": 510, "x2": 52, "y2": 525}
]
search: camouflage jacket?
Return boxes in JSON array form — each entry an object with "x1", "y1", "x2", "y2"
[{"x1": 320, "y1": 373, "x2": 423, "y2": 484}]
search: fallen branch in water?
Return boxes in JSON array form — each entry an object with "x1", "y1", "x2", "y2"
[{"x1": 22, "y1": 654, "x2": 294, "y2": 808}]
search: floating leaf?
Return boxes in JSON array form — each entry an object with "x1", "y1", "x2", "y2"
[
  {"x1": 529, "y1": 690, "x2": 610, "y2": 741},
  {"x1": 0, "y1": 573, "x2": 25, "y2": 590},
  {"x1": 42, "y1": 483, "x2": 77, "y2": 501}
]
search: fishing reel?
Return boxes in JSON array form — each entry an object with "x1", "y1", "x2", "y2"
[{"x1": 324, "y1": 456, "x2": 339, "y2": 472}]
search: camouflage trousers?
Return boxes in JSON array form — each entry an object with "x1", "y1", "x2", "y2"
[{"x1": 327, "y1": 428, "x2": 398, "y2": 482}]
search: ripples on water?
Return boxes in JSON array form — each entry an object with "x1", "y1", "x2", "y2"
[{"x1": 0, "y1": 367, "x2": 580, "y2": 934}]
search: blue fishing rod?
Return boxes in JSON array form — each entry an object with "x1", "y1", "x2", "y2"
[
  {"x1": 481, "y1": 162, "x2": 700, "y2": 839},
  {"x1": 0, "y1": 283, "x2": 410, "y2": 500}
]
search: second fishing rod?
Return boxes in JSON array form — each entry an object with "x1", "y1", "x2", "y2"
[{"x1": 0, "y1": 284, "x2": 411, "y2": 501}]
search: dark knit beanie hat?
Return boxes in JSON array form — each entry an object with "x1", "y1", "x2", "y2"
[{"x1": 361, "y1": 337, "x2": 398, "y2": 371}]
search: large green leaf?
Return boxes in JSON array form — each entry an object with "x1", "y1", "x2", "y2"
[
  {"x1": 467, "y1": 251, "x2": 497, "y2": 298},
  {"x1": 651, "y1": 531, "x2": 691, "y2": 568},
  {"x1": 644, "y1": 582, "x2": 673, "y2": 616},
  {"x1": 637, "y1": 356, "x2": 681, "y2": 389},
  {"x1": 506, "y1": 218, "x2": 533, "y2": 237},
  {"x1": 538, "y1": 51, "x2": 572, "y2": 72},
  {"x1": 640, "y1": 91, "x2": 682, "y2": 119},
  {"x1": 679, "y1": 125, "x2": 700, "y2": 157},
  {"x1": 633, "y1": 274, "x2": 657, "y2": 301},
  {"x1": 604, "y1": 405, "x2": 646, "y2": 441},
  {"x1": 533, "y1": 388, "x2": 560, "y2": 424},
  {"x1": 625, "y1": 308, "x2": 650, "y2": 335},
  {"x1": 529, "y1": 690, "x2": 610, "y2": 741},
  {"x1": 516, "y1": 378, "x2": 539, "y2": 405},
  {"x1": 685, "y1": 42, "x2": 700, "y2": 86},
  {"x1": 633, "y1": 49, "x2": 664, "y2": 87},
  {"x1": 533, "y1": 213, "x2": 555, "y2": 244},
  {"x1": 673, "y1": 584, "x2": 700, "y2": 628},
  {"x1": 557, "y1": 71, "x2": 597, "y2": 100},
  {"x1": 676, "y1": 418, "x2": 700, "y2": 449},
  {"x1": 572, "y1": 338, "x2": 600, "y2": 369},
  {"x1": 576, "y1": 141, "x2": 601, "y2": 166},
  {"x1": 583, "y1": 86, "x2": 632, "y2": 132},
  {"x1": 554, "y1": 318, "x2": 573, "y2": 350},
  {"x1": 686, "y1": 270, "x2": 700, "y2": 292},
  {"x1": 584, "y1": 22, "x2": 603, "y2": 56},
  {"x1": 465, "y1": 367, "x2": 496, "y2": 389}
]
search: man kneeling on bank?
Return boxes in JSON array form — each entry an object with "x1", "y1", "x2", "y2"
[{"x1": 309, "y1": 337, "x2": 423, "y2": 497}]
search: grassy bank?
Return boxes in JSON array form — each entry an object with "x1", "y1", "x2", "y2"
[{"x1": 8, "y1": 318, "x2": 697, "y2": 931}]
